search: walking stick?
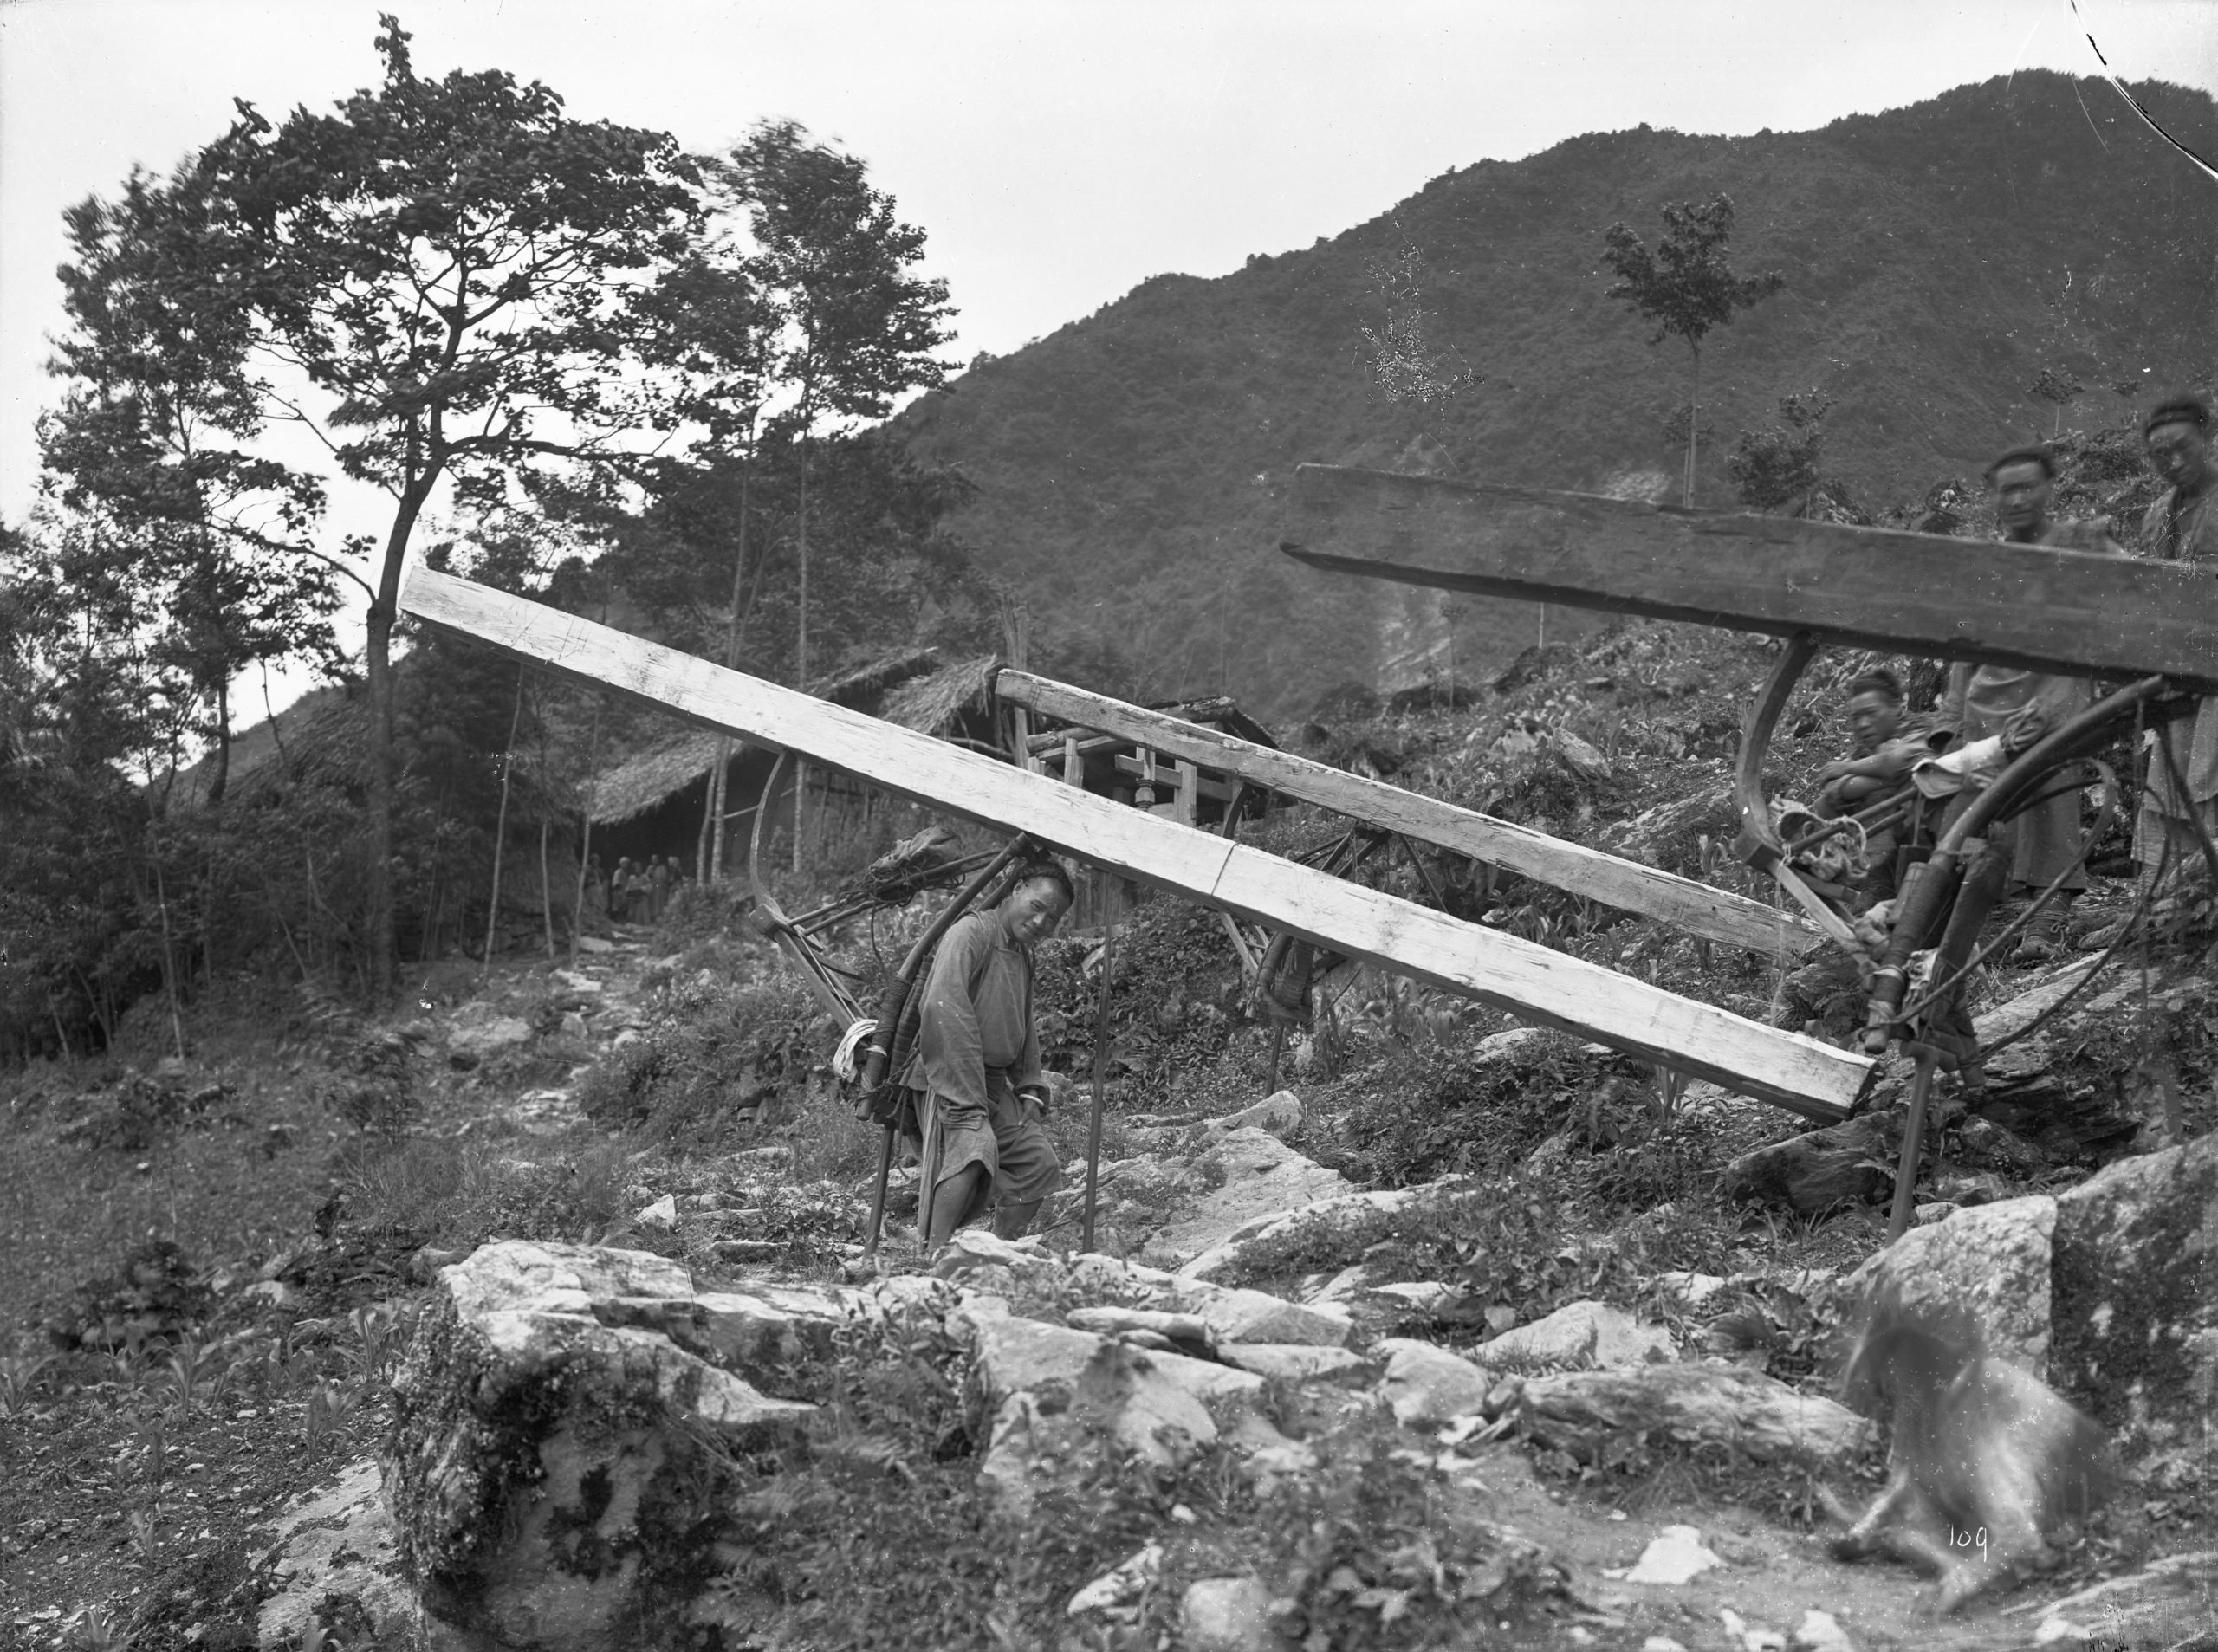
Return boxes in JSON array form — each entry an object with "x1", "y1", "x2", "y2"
[
  {"x1": 1081, "y1": 904, "x2": 1117, "y2": 1254},
  {"x1": 1888, "y1": 1045, "x2": 1942, "y2": 1243}
]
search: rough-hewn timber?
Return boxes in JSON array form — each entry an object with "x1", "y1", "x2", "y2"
[
  {"x1": 1281, "y1": 465, "x2": 2218, "y2": 690},
  {"x1": 995, "y1": 669, "x2": 1819, "y2": 959},
  {"x1": 401, "y1": 566, "x2": 1872, "y2": 1118}
]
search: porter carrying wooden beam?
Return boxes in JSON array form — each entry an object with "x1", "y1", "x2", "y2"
[
  {"x1": 401, "y1": 565, "x2": 1872, "y2": 1118},
  {"x1": 1281, "y1": 465, "x2": 2218, "y2": 689},
  {"x1": 995, "y1": 669, "x2": 1820, "y2": 958}
]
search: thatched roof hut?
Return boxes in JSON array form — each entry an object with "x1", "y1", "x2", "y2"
[
  {"x1": 586, "y1": 645, "x2": 987, "y2": 830},
  {"x1": 180, "y1": 683, "x2": 367, "y2": 808},
  {"x1": 589, "y1": 730, "x2": 731, "y2": 828}
]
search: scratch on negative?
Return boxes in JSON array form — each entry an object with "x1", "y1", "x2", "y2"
[{"x1": 2071, "y1": 0, "x2": 2218, "y2": 185}]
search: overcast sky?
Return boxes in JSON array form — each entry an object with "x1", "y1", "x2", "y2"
[{"x1": 3, "y1": 0, "x2": 2214, "y2": 691}]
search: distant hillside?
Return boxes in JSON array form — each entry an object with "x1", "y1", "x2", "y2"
[{"x1": 899, "y1": 72, "x2": 2218, "y2": 724}]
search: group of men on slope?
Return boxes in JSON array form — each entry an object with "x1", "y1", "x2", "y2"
[{"x1": 1812, "y1": 394, "x2": 2216, "y2": 960}]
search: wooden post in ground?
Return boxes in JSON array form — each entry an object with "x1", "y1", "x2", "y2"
[{"x1": 1082, "y1": 910, "x2": 1116, "y2": 1254}]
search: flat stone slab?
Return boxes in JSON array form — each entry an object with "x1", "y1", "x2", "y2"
[
  {"x1": 1177, "y1": 1176, "x2": 1476, "y2": 1282},
  {"x1": 1480, "y1": 1299, "x2": 1677, "y2": 1372},
  {"x1": 1215, "y1": 1343, "x2": 1367, "y2": 1382},
  {"x1": 951, "y1": 1296, "x2": 1261, "y2": 1411},
  {"x1": 1138, "y1": 1127, "x2": 1352, "y2": 1270},
  {"x1": 1058, "y1": 1250, "x2": 1353, "y2": 1348}
]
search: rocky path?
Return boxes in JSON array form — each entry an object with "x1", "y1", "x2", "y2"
[{"x1": 228, "y1": 936, "x2": 2216, "y2": 1651}]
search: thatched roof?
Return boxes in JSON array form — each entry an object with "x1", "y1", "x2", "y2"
[
  {"x1": 816, "y1": 645, "x2": 942, "y2": 705},
  {"x1": 180, "y1": 684, "x2": 368, "y2": 808},
  {"x1": 586, "y1": 646, "x2": 990, "y2": 826},
  {"x1": 589, "y1": 729, "x2": 730, "y2": 826},
  {"x1": 879, "y1": 653, "x2": 1000, "y2": 735}
]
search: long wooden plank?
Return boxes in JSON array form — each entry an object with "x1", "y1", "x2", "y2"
[
  {"x1": 402, "y1": 565, "x2": 1871, "y2": 1118},
  {"x1": 1281, "y1": 465, "x2": 2218, "y2": 690},
  {"x1": 997, "y1": 669, "x2": 1820, "y2": 959}
]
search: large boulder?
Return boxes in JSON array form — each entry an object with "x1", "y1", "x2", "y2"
[
  {"x1": 1513, "y1": 1364, "x2": 1875, "y2": 1471},
  {"x1": 2050, "y1": 1133, "x2": 2218, "y2": 1513},
  {"x1": 1139, "y1": 1127, "x2": 1352, "y2": 1270},
  {"x1": 383, "y1": 1242, "x2": 824, "y2": 1651},
  {"x1": 1375, "y1": 1338, "x2": 1495, "y2": 1428},
  {"x1": 1839, "y1": 1195, "x2": 2057, "y2": 1376},
  {"x1": 950, "y1": 1296, "x2": 1262, "y2": 1519},
  {"x1": 447, "y1": 1014, "x2": 535, "y2": 1069}
]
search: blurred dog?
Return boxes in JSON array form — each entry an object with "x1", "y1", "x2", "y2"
[{"x1": 1822, "y1": 1298, "x2": 2114, "y2": 1613}]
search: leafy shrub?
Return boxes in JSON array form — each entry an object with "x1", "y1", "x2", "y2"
[
  {"x1": 576, "y1": 975, "x2": 827, "y2": 1138},
  {"x1": 1259, "y1": 1421, "x2": 1553, "y2": 1649},
  {"x1": 699, "y1": 1305, "x2": 1261, "y2": 1649},
  {"x1": 314, "y1": 1027, "x2": 424, "y2": 1134},
  {"x1": 1032, "y1": 899, "x2": 1248, "y2": 1103},
  {"x1": 49, "y1": 1239, "x2": 210, "y2": 1351},
  {"x1": 1333, "y1": 1033, "x2": 1618, "y2": 1187},
  {"x1": 335, "y1": 1135, "x2": 632, "y2": 1247},
  {"x1": 56, "y1": 1071, "x2": 228, "y2": 1151}
]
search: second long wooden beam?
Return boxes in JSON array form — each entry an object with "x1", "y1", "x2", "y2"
[{"x1": 995, "y1": 669, "x2": 1819, "y2": 959}]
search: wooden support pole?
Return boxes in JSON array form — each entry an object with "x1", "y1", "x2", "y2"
[
  {"x1": 1281, "y1": 464, "x2": 2218, "y2": 690},
  {"x1": 1082, "y1": 910, "x2": 1116, "y2": 1254},
  {"x1": 400, "y1": 566, "x2": 1873, "y2": 1118},
  {"x1": 996, "y1": 669, "x2": 1817, "y2": 960}
]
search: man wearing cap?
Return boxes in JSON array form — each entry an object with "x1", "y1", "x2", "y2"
[
  {"x1": 2133, "y1": 397, "x2": 2218, "y2": 886},
  {"x1": 1942, "y1": 444, "x2": 2122, "y2": 956}
]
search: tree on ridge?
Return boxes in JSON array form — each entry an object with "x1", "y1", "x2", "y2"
[{"x1": 1600, "y1": 195, "x2": 1783, "y2": 508}]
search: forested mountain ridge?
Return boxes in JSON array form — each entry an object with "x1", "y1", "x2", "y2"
[{"x1": 898, "y1": 71, "x2": 2218, "y2": 722}]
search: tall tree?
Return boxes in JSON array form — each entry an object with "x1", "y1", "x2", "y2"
[
  {"x1": 39, "y1": 163, "x2": 343, "y2": 802},
  {"x1": 45, "y1": 16, "x2": 717, "y2": 999},
  {"x1": 723, "y1": 120, "x2": 954, "y2": 865},
  {"x1": 1600, "y1": 195, "x2": 1783, "y2": 508}
]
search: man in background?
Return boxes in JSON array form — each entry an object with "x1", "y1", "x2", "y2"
[
  {"x1": 1943, "y1": 446, "x2": 2120, "y2": 957},
  {"x1": 2134, "y1": 397, "x2": 2218, "y2": 889}
]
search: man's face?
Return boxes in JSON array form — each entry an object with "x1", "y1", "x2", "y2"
[
  {"x1": 1847, "y1": 690, "x2": 1903, "y2": 749},
  {"x1": 1003, "y1": 880, "x2": 1071, "y2": 946},
  {"x1": 2145, "y1": 420, "x2": 2212, "y2": 494},
  {"x1": 1994, "y1": 461, "x2": 2053, "y2": 539}
]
